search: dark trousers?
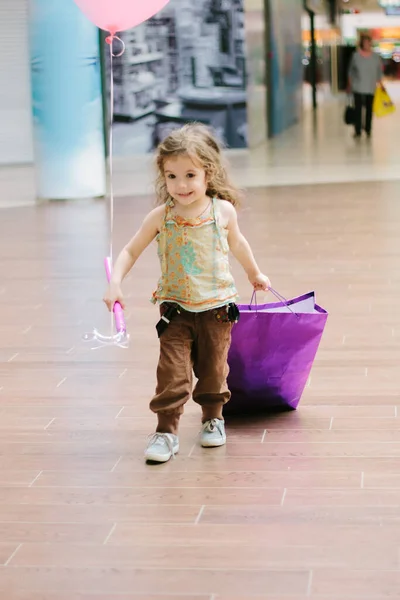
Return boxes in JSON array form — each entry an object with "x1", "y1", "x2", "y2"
[
  {"x1": 353, "y1": 93, "x2": 374, "y2": 136},
  {"x1": 150, "y1": 305, "x2": 233, "y2": 435}
]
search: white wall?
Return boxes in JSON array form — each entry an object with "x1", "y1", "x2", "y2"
[
  {"x1": 0, "y1": 0, "x2": 33, "y2": 165},
  {"x1": 341, "y1": 11, "x2": 400, "y2": 40},
  {"x1": 302, "y1": 14, "x2": 333, "y2": 31}
]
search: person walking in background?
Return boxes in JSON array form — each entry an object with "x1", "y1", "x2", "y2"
[{"x1": 348, "y1": 34, "x2": 384, "y2": 139}]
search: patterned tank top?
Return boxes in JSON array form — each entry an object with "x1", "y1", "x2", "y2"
[{"x1": 151, "y1": 198, "x2": 238, "y2": 312}]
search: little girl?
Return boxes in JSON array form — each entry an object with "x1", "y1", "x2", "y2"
[{"x1": 104, "y1": 123, "x2": 270, "y2": 463}]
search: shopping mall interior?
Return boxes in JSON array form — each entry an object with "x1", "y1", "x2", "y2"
[{"x1": 0, "y1": 0, "x2": 400, "y2": 598}]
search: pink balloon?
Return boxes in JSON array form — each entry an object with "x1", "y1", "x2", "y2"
[{"x1": 73, "y1": 0, "x2": 171, "y2": 35}]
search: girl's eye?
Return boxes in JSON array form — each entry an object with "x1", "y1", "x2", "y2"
[
  {"x1": 167, "y1": 174, "x2": 176, "y2": 179},
  {"x1": 187, "y1": 173, "x2": 195, "y2": 178}
]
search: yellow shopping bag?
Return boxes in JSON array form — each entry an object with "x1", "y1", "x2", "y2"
[{"x1": 373, "y1": 87, "x2": 396, "y2": 118}]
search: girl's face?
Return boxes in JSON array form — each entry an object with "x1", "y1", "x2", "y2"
[{"x1": 163, "y1": 154, "x2": 208, "y2": 207}]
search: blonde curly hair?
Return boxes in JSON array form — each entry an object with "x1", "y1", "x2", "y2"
[{"x1": 155, "y1": 123, "x2": 241, "y2": 207}]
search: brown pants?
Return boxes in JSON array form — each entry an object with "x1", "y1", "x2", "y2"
[{"x1": 150, "y1": 305, "x2": 233, "y2": 434}]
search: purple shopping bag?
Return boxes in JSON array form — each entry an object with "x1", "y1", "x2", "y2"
[{"x1": 224, "y1": 291, "x2": 328, "y2": 415}]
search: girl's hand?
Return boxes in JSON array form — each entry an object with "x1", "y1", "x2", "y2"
[
  {"x1": 249, "y1": 273, "x2": 271, "y2": 292},
  {"x1": 103, "y1": 282, "x2": 125, "y2": 312}
]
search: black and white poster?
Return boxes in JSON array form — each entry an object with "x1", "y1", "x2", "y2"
[{"x1": 105, "y1": 0, "x2": 248, "y2": 155}]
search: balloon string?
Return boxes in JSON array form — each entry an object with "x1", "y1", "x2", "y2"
[
  {"x1": 108, "y1": 41, "x2": 114, "y2": 264},
  {"x1": 106, "y1": 35, "x2": 125, "y2": 263},
  {"x1": 106, "y1": 35, "x2": 126, "y2": 336}
]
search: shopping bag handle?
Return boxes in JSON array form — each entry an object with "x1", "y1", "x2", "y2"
[{"x1": 250, "y1": 288, "x2": 299, "y2": 318}]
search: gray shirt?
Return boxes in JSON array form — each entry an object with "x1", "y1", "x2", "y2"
[{"x1": 349, "y1": 51, "x2": 382, "y2": 95}]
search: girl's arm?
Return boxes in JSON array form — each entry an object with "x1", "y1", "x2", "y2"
[
  {"x1": 224, "y1": 203, "x2": 271, "y2": 291},
  {"x1": 103, "y1": 206, "x2": 164, "y2": 311}
]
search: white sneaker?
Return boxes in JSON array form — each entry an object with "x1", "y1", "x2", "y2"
[
  {"x1": 200, "y1": 419, "x2": 226, "y2": 448},
  {"x1": 144, "y1": 433, "x2": 179, "y2": 463}
]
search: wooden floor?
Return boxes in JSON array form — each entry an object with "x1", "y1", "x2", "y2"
[{"x1": 0, "y1": 181, "x2": 400, "y2": 599}]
